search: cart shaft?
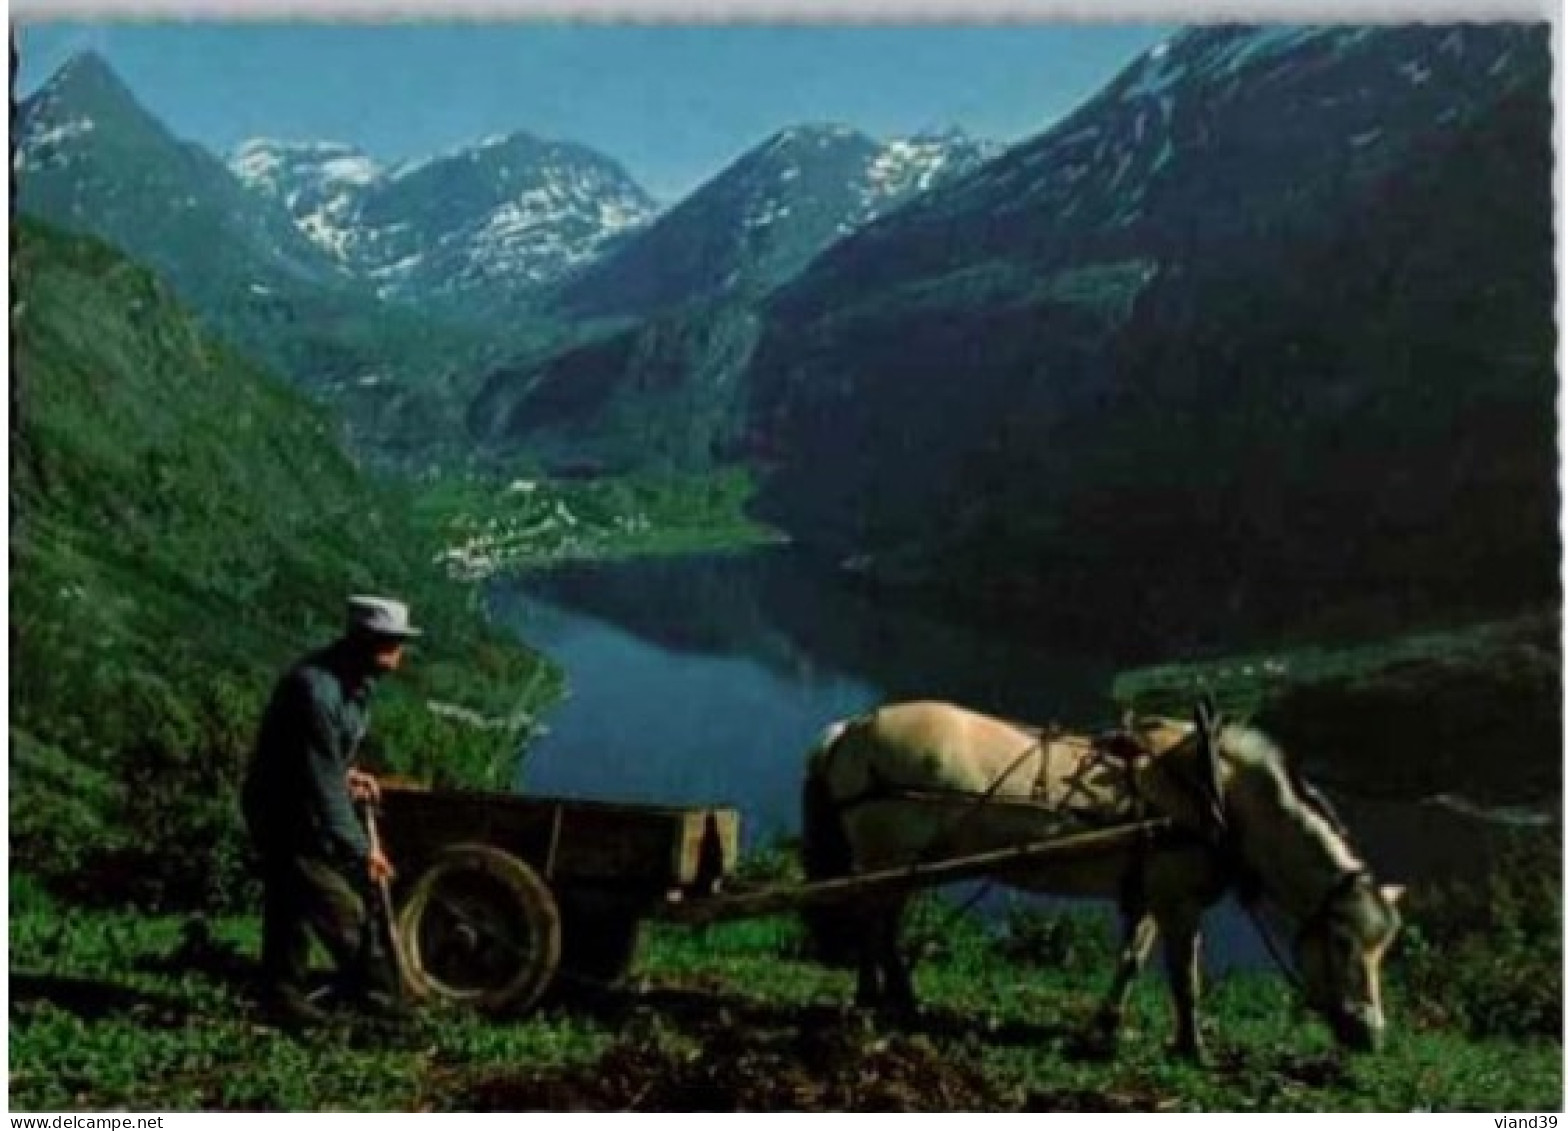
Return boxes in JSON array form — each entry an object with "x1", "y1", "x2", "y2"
[{"x1": 660, "y1": 818, "x2": 1177, "y2": 925}]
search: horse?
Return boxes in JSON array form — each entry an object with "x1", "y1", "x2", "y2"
[{"x1": 799, "y1": 699, "x2": 1404, "y2": 1058}]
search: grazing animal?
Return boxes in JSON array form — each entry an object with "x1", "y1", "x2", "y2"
[{"x1": 800, "y1": 700, "x2": 1403, "y2": 1058}]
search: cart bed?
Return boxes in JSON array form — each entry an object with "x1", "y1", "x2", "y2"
[{"x1": 380, "y1": 785, "x2": 740, "y2": 894}]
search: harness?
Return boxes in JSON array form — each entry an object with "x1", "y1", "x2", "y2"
[
  {"x1": 840, "y1": 721, "x2": 1188, "y2": 939},
  {"x1": 817, "y1": 709, "x2": 1372, "y2": 997}
]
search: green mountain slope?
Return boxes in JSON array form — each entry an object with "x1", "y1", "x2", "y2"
[
  {"x1": 10, "y1": 219, "x2": 561, "y2": 907},
  {"x1": 468, "y1": 300, "x2": 763, "y2": 472}
]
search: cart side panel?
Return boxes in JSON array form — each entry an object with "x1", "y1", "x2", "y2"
[
  {"x1": 549, "y1": 805, "x2": 739, "y2": 886},
  {"x1": 379, "y1": 788, "x2": 557, "y2": 879},
  {"x1": 381, "y1": 786, "x2": 741, "y2": 889}
]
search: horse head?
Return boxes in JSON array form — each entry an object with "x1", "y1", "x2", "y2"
[
  {"x1": 1208, "y1": 720, "x2": 1404, "y2": 1052},
  {"x1": 1293, "y1": 871, "x2": 1405, "y2": 1051}
]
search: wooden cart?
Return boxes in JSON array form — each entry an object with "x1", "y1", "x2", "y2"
[
  {"x1": 379, "y1": 784, "x2": 740, "y2": 1013},
  {"x1": 377, "y1": 784, "x2": 1169, "y2": 1015}
]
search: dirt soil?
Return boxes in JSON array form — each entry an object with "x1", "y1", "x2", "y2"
[{"x1": 441, "y1": 997, "x2": 1170, "y2": 1112}]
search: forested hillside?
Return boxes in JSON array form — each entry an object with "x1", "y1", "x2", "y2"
[{"x1": 10, "y1": 219, "x2": 561, "y2": 907}]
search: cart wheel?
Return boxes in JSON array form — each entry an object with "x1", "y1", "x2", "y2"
[
  {"x1": 396, "y1": 844, "x2": 561, "y2": 1015},
  {"x1": 558, "y1": 895, "x2": 644, "y2": 989}
]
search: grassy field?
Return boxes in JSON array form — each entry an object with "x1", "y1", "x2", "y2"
[{"x1": 9, "y1": 875, "x2": 1560, "y2": 1112}]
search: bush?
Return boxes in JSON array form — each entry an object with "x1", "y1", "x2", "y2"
[
  {"x1": 99, "y1": 670, "x2": 261, "y2": 910},
  {"x1": 1396, "y1": 829, "x2": 1561, "y2": 1040}
]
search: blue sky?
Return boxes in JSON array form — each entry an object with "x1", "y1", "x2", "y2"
[{"x1": 16, "y1": 22, "x2": 1169, "y2": 199}]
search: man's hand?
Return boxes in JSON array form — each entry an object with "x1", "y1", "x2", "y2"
[
  {"x1": 368, "y1": 848, "x2": 396, "y2": 885},
  {"x1": 346, "y1": 767, "x2": 381, "y2": 803}
]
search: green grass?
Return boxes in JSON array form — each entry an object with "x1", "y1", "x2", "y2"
[
  {"x1": 8, "y1": 901, "x2": 609, "y2": 1111},
  {"x1": 10, "y1": 886, "x2": 1559, "y2": 1112}
]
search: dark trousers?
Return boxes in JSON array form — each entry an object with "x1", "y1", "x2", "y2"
[{"x1": 257, "y1": 851, "x2": 376, "y2": 1000}]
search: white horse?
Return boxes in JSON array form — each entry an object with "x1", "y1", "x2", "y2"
[{"x1": 800, "y1": 700, "x2": 1403, "y2": 1058}]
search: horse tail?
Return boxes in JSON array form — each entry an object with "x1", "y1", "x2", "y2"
[
  {"x1": 800, "y1": 720, "x2": 859, "y2": 966},
  {"x1": 801, "y1": 723, "x2": 853, "y2": 882}
]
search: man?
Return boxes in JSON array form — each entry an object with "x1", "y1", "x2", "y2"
[{"x1": 241, "y1": 594, "x2": 420, "y2": 1025}]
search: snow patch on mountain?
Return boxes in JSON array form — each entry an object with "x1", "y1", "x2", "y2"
[
  {"x1": 230, "y1": 139, "x2": 388, "y2": 269},
  {"x1": 856, "y1": 130, "x2": 999, "y2": 224},
  {"x1": 23, "y1": 116, "x2": 97, "y2": 149},
  {"x1": 231, "y1": 138, "x2": 383, "y2": 189},
  {"x1": 744, "y1": 200, "x2": 793, "y2": 230},
  {"x1": 16, "y1": 115, "x2": 97, "y2": 171},
  {"x1": 1120, "y1": 46, "x2": 1187, "y2": 103},
  {"x1": 229, "y1": 132, "x2": 657, "y2": 297},
  {"x1": 867, "y1": 138, "x2": 949, "y2": 196}
]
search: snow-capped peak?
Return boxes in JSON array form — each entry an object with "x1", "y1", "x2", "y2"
[
  {"x1": 229, "y1": 129, "x2": 656, "y2": 299},
  {"x1": 229, "y1": 138, "x2": 383, "y2": 192},
  {"x1": 866, "y1": 130, "x2": 994, "y2": 198}
]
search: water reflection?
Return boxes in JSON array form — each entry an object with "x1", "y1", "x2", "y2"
[
  {"x1": 488, "y1": 547, "x2": 1544, "y2": 970},
  {"x1": 492, "y1": 547, "x2": 1122, "y2": 729},
  {"x1": 489, "y1": 549, "x2": 1119, "y2": 839}
]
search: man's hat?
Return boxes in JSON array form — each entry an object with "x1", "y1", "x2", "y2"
[{"x1": 346, "y1": 594, "x2": 422, "y2": 639}]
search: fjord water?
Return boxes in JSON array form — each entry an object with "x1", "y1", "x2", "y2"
[
  {"x1": 490, "y1": 547, "x2": 1121, "y2": 836},
  {"x1": 489, "y1": 546, "x2": 1530, "y2": 967}
]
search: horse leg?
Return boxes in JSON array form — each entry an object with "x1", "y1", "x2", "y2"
[
  {"x1": 1158, "y1": 907, "x2": 1205, "y2": 1062},
  {"x1": 854, "y1": 925, "x2": 884, "y2": 1009},
  {"x1": 1095, "y1": 909, "x2": 1158, "y2": 1045},
  {"x1": 852, "y1": 897, "x2": 915, "y2": 1014},
  {"x1": 851, "y1": 898, "x2": 896, "y2": 1009},
  {"x1": 878, "y1": 896, "x2": 917, "y2": 1015}
]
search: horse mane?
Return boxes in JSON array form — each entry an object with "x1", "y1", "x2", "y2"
[
  {"x1": 1216, "y1": 723, "x2": 1350, "y2": 837},
  {"x1": 1213, "y1": 723, "x2": 1285, "y2": 771}
]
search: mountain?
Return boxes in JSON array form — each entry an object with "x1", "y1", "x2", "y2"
[
  {"x1": 16, "y1": 52, "x2": 349, "y2": 308},
  {"x1": 759, "y1": 27, "x2": 1541, "y2": 315},
  {"x1": 468, "y1": 298, "x2": 764, "y2": 472},
  {"x1": 741, "y1": 24, "x2": 1555, "y2": 652},
  {"x1": 227, "y1": 138, "x2": 385, "y2": 263},
  {"x1": 231, "y1": 133, "x2": 658, "y2": 306},
  {"x1": 553, "y1": 125, "x2": 998, "y2": 319},
  {"x1": 10, "y1": 218, "x2": 556, "y2": 904},
  {"x1": 464, "y1": 125, "x2": 997, "y2": 471},
  {"x1": 14, "y1": 53, "x2": 564, "y2": 465}
]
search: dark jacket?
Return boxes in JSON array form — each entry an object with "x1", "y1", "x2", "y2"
[{"x1": 242, "y1": 641, "x2": 377, "y2": 866}]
